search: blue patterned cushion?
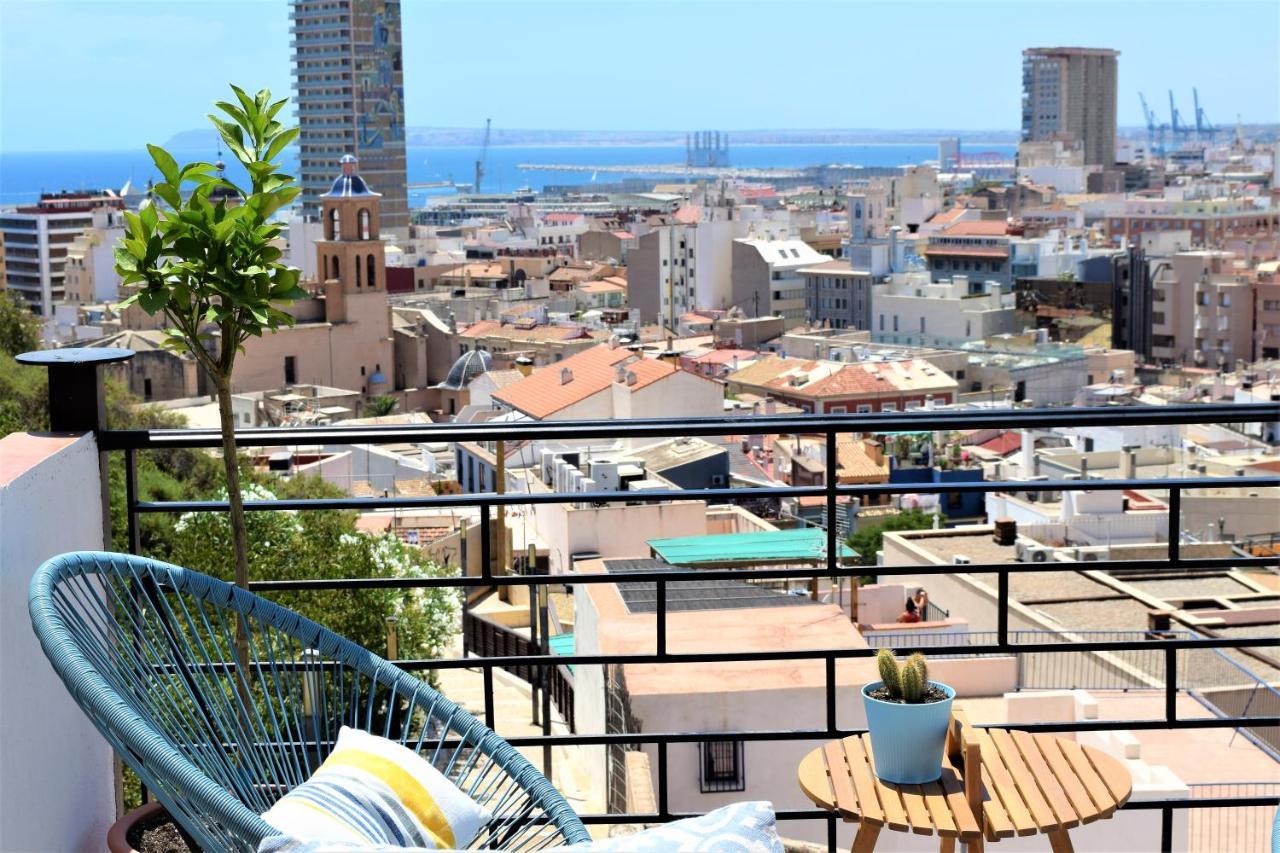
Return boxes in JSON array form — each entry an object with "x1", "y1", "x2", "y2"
[{"x1": 581, "y1": 801, "x2": 783, "y2": 852}]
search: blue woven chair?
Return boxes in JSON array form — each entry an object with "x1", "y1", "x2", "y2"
[{"x1": 29, "y1": 551, "x2": 590, "y2": 851}]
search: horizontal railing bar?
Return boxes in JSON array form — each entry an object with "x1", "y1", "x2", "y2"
[
  {"x1": 199, "y1": 715, "x2": 1276, "y2": 752},
  {"x1": 578, "y1": 796, "x2": 1280, "y2": 823},
  {"x1": 242, "y1": 555, "x2": 1277, "y2": 593},
  {"x1": 131, "y1": 474, "x2": 1280, "y2": 514},
  {"x1": 368, "y1": 635, "x2": 1278, "y2": 669},
  {"x1": 144, "y1": 632, "x2": 1279, "y2": 675},
  {"x1": 95, "y1": 402, "x2": 1280, "y2": 449}
]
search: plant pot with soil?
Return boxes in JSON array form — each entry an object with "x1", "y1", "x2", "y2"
[
  {"x1": 107, "y1": 802, "x2": 198, "y2": 853},
  {"x1": 862, "y1": 649, "x2": 955, "y2": 784}
]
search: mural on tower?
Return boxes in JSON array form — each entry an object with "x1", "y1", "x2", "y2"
[{"x1": 354, "y1": 0, "x2": 405, "y2": 152}]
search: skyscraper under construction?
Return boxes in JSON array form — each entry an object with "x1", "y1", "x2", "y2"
[{"x1": 291, "y1": 0, "x2": 409, "y2": 236}]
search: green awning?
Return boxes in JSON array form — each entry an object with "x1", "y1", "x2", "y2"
[
  {"x1": 548, "y1": 633, "x2": 574, "y2": 672},
  {"x1": 647, "y1": 529, "x2": 856, "y2": 567}
]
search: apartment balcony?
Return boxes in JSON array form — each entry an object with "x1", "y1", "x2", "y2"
[{"x1": 2, "y1": 351, "x2": 1278, "y2": 852}]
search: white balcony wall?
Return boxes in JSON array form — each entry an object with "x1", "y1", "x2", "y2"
[{"x1": 0, "y1": 433, "x2": 115, "y2": 851}]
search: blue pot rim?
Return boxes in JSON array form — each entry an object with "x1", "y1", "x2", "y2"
[{"x1": 862, "y1": 680, "x2": 956, "y2": 706}]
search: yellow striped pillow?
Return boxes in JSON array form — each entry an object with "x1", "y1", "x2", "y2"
[{"x1": 262, "y1": 727, "x2": 491, "y2": 849}]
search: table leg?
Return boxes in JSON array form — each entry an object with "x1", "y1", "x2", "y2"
[
  {"x1": 851, "y1": 822, "x2": 881, "y2": 853},
  {"x1": 1047, "y1": 829, "x2": 1074, "y2": 853},
  {"x1": 962, "y1": 835, "x2": 984, "y2": 853},
  {"x1": 939, "y1": 836, "x2": 956, "y2": 853}
]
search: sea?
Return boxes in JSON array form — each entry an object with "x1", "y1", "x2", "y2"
[{"x1": 0, "y1": 142, "x2": 1017, "y2": 207}]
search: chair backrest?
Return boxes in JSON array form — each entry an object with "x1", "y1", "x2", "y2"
[{"x1": 29, "y1": 551, "x2": 589, "y2": 851}]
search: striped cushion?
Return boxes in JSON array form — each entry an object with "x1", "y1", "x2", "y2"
[
  {"x1": 261, "y1": 727, "x2": 490, "y2": 850},
  {"x1": 260, "y1": 802, "x2": 782, "y2": 853}
]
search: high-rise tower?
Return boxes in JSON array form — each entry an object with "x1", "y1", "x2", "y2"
[
  {"x1": 291, "y1": 0, "x2": 408, "y2": 236},
  {"x1": 1021, "y1": 47, "x2": 1119, "y2": 167}
]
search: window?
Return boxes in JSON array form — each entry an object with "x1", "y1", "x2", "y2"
[
  {"x1": 355, "y1": 255, "x2": 362, "y2": 287},
  {"x1": 358, "y1": 208, "x2": 370, "y2": 240},
  {"x1": 284, "y1": 356, "x2": 297, "y2": 385},
  {"x1": 699, "y1": 740, "x2": 744, "y2": 793},
  {"x1": 367, "y1": 254, "x2": 376, "y2": 288},
  {"x1": 893, "y1": 315, "x2": 899, "y2": 332},
  {"x1": 881, "y1": 403, "x2": 898, "y2": 412},
  {"x1": 143, "y1": 378, "x2": 152, "y2": 401},
  {"x1": 856, "y1": 404, "x2": 873, "y2": 413},
  {"x1": 332, "y1": 256, "x2": 340, "y2": 280},
  {"x1": 328, "y1": 207, "x2": 340, "y2": 240}
]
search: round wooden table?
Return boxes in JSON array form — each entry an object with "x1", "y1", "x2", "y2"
[{"x1": 798, "y1": 720, "x2": 1132, "y2": 852}]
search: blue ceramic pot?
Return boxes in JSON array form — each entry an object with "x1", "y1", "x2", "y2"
[{"x1": 862, "y1": 680, "x2": 956, "y2": 784}]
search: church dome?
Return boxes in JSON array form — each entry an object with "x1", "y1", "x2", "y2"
[
  {"x1": 437, "y1": 348, "x2": 493, "y2": 390},
  {"x1": 322, "y1": 153, "x2": 382, "y2": 198}
]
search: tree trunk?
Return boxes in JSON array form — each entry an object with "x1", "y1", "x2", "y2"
[
  {"x1": 216, "y1": 375, "x2": 250, "y2": 591},
  {"x1": 216, "y1": 375, "x2": 253, "y2": 718}
]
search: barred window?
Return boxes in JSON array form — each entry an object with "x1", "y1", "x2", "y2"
[{"x1": 699, "y1": 740, "x2": 744, "y2": 793}]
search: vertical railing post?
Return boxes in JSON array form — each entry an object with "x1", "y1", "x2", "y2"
[{"x1": 18, "y1": 347, "x2": 135, "y2": 550}]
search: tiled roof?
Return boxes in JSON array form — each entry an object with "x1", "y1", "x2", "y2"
[
  {"x1": 943, "y1": 220, "x2": 1010, "y2": 237},
  {"x1": 578, "y1": 280, "x2": 625, "y2": 294},
  {"x1": 977, "y1": 431, "x2": 1022, "y2": 456},
  {"x1": 459, "y1": 320, "x2": 602, "y2": 343},
  {"x1": 922, "y1": 247, "x2": 1009, "y2": 258},
  {"x1": 729, "y1": 355, "x2": 956, "y2": 399},
  {"x1": 836, "y1": 436, "x2": 889, "y2": 482},
  {"x1": 491, "y1": 345, "x2": 672, "y2": 418},
  {"x1": 541, "y1": 212, "x2": 581, "y2": 224},
  {"x1": 929, "y1": 206, "x2": 969, "y2": 226}
]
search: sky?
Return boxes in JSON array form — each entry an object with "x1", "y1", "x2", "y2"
[{"x1": 0, "y1": 0, "x2": 1277, "y2": 152}]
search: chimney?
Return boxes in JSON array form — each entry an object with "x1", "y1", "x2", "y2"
[
  {"x1": 993, "y1": 517, "x2": 1017, "y2": 546},
  {"x1": 1079, "y1": 457, "x2": 1089, "y2": 481},
  {"x1": 515, "y1": 356, "x2": 533, "y2": 376},
  {"x1": 867, "y1": 439, "x2": 884, "y2": 467},
  {"x1": 615, "y1": 364, "x2": 627, "y2": 383},
  {"x1": 1119, "y1": 445, "x2": 1138, "y2": 481},
  {"x1": 1021, "y1": 429, "x2": 1037, "y2": 477},
  {"x1": 625, "y1": 370, "x2": 638, "y2": 386},
  {"x1": 560, "y1": 367, "x2": 573, "y2": 385}
]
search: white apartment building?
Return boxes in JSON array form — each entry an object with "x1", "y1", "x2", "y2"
[
  {"x1": 1, "y1": 191, "x2": 124, "y2": 316},
  {"x1": 730, "y1": 236, "x2": 831, "y2": 326},
  {"x1": 62, "y1": 207, "x2": 128, "y2": 305},
  {"x1": 872, "y1": 272, "x2": 1016, "y2": 347}
]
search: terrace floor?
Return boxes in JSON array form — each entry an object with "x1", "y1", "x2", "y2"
[{"x1": 433, "y1": 637, "x2": 608, "y2": 838}]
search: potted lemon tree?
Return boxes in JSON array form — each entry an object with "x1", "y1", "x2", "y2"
[{"x1": 862, "y1": 649, "x2": 955, "y2": 784}]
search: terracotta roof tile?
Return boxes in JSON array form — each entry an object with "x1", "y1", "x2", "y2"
[
  {"x1": 491, "y1": 345, "x2": 674, "y2": 418},
  {"x1": 942, "y1": 220, "x2": 1010, "y2": 237}
]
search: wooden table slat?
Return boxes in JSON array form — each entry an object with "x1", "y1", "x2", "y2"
[
  {"x1": 976, "y1": 732, "x2": 1036, "y2": 836},
  {"x1": 860, "y1": 737, "x2": 912, "y2": 832},
  {"x1": 1014, "y1": 731, "x2": 1081, "y2": 830},
  {"x1": 1087, "y1": 742, "x2": 1134, "y2": 807},
  {"x1": 1034, "y1": 735, "x2": 1099, "y2": 824},
  {"x1": 898, "y1": 784, "x2": 935, "y2": 835},
  {"x1": 921, "y1": 779, "x2": 959, "y2": 838},
  {"x1": 821, "y1": 740, "x2": 860, "y2": 820},
  {"x1": 990, "y1": 728, "x2": 1059, "y2": 832},
  {"x1": 1057, "y1": 738, "x2": 1118, "y2": 819},
  {"x1": 938, "y1": 756, "x2": 983, "y2": 840},
  {"x1": 843, "y1": 736, "x2": 886, "y2": 826},
  {"x1": 797, "y1": 748, "x2": 835, "y2": 812}
]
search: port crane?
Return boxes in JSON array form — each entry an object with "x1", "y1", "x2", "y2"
[
  {"x1": 474, "y1": 118, "x2": 491, "y2": 194},
  {"x1": 1192, "y1": 88, "x2": 1216, "y2": 139},
  {"x1": 1138, "y1": 92, "x2": 1166, "y2": 158}
]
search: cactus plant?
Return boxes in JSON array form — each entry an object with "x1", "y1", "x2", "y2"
[
  {"x1": 876, "y1": 648, "x2": 902, "y2": 697},
  {"x1": 874, "y1": 649, "x2": 934, "y2": 703}
]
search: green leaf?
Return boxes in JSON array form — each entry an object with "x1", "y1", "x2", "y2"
[
  {"x1": 147, "y1": 144, "x2": 180, "y2": 185},
  {"x1": 263, "y1": 127, "x2": 299, "y2": 163},
  {"x1": 139, "y1": 199, "x2": 158, "y2": 231},
  {"x1": 138, "y1": 287, "x2": 169, "y2": 314},
  {"x1": 151, "y1": 182, "x2": 182, "y2": 210},
  {"x1": 214, "y1": 100, "x2": 252, "y2": 134},
  {"x1": 229, "y1": 85, "x2": 258, "y2": 122}
]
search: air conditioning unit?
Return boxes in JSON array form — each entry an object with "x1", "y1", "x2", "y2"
[
  {"x1": 1080, "y1": 550, "x2": 1104, "y2": 562},
  {"x1": 953, "y1": 554, "x2": 971, "y2": 565},
  {"x1": 1016, "y1": 542, "x2": 1052, "y2": 562},
  {"x1": 710, "y1": 473, "x2": 728, "y2": 487}
]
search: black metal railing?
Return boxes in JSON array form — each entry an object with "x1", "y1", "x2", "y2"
[{"x1": 28, "y1": 354, "x2": 1280, "y2": 853}]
